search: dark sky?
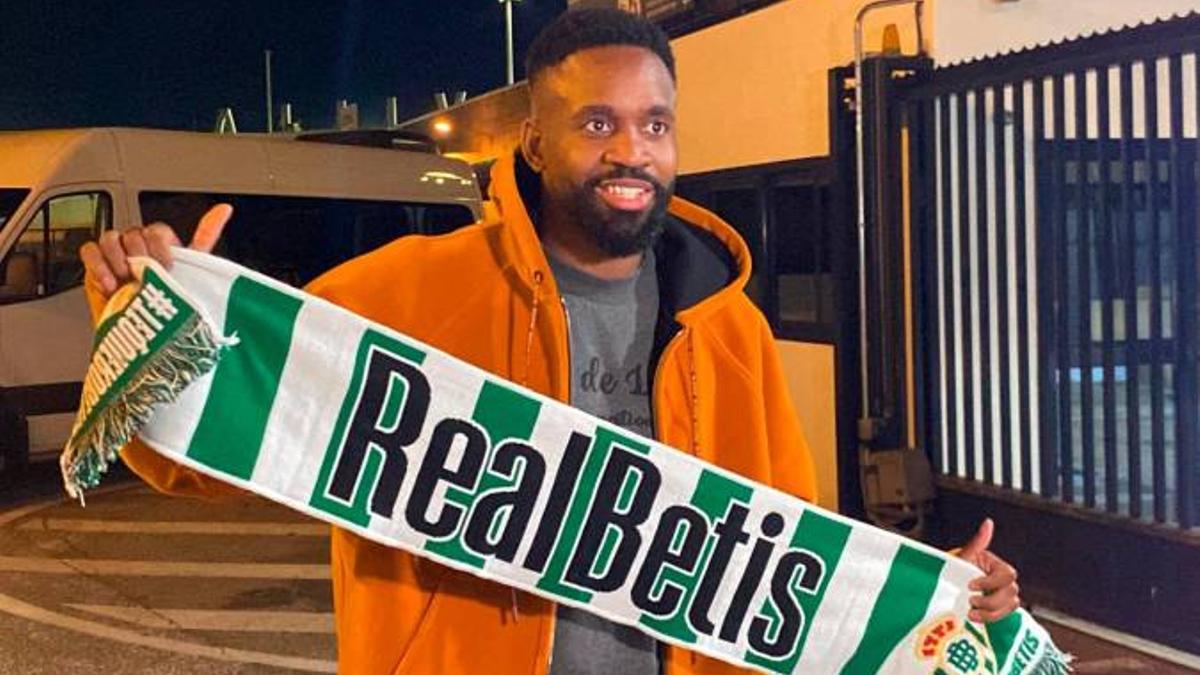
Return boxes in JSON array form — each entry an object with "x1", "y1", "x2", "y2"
[{"x1": 0, "y1": 0, "x2": 566, "y2": 132}]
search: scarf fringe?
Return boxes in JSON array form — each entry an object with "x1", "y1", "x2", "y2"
[
  {"x1": 1030, "y1": 646, "x2": 1074, "y2": 675},
  {"x1": 60, "y1": 311, "x2": 231, "y2": 501}
]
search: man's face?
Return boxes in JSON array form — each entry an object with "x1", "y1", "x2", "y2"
[{"x1": 523, "y1": 45, "x2": 678, "y2": 257}]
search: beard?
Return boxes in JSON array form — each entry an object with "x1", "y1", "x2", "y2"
[{"x1": 554, "y1": 167, "x2": 673, "y2": 257}]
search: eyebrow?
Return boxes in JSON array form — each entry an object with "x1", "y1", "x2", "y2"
[{"x1": 570, "y1": 104, "x2": 675, "y2": 121}]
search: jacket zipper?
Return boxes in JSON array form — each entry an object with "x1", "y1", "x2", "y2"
[
  {"x1": 545, "y1": 295, "x2": 571, "y2": 675},
  {"x1": 649, "y1": 330, "x2": 684, "y2": 444}
]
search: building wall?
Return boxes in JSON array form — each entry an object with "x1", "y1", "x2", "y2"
[
  {"x1": 932, "y1": 0, "x2": 1200, "y2": 66},
  {"x1": 671, "y1": 0, "x2": 1200, "y2": 173},
  {"x1": 776, "y1": 340, "x2": 839, "y2": 512},
  {"x1": 672, "y1": 0, "x2": 927, "y2": 173}
]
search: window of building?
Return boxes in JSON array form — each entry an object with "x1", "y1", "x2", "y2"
[
  {"x1": 772, "y1": 181, "x2": 835, "y2": 327},
  {"x1": 711, "y1": 187, "x2": 767, "y2": 309},
  {"x1": 677, "y1": 158, "x2": 840, "y2": 340}
]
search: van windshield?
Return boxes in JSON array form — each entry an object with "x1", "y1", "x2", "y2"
[{"x1": 0, "y1": 189, "x2": 29, "y2": 231}]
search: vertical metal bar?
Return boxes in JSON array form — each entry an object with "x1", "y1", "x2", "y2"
[
  {"x1": 911, "y1": 97, "x2": 938, "y2": 469},
  {"x1": 976, "y1": 88, "x2": 995, "y2": 485},
  {"x1": 1144, "y1": 58, "x2": 1167, "y2": 524},
  {"x1": 1014, "y1": 80, "x2": 1034, "y2": 494},
  {"x1": 1167, "y1": 52, "x2": 1193, "y2": 528},
  {"x1": 1054, "y1": 73, "x2": 1076, "y2": 503},
  {"x1": 1096, "y1": 66, "x2": 1119, "y2": 513},
  {"x1": 994, "y1": 84, "x2": 1014, "y2": 489},
  {"x1": 1119, "y1": 61, "x2": 1142, "y2": 519},
  {"x1": 754, "y1": 177, "x2": 772, "y2": 323},
  {"x1": 1180, "y1": 52, "x2": 1200, "y2": 529},
  {"x1": 940, "y1": 95, "x2": 960, "y2": 476},
  {"x1": 1075, "y1": 69, "x2": 1097, "y2": 509},
  {"x1": 1034, "y1": 78, "x2": 1061, "y2": 498},
  {"x1": 959, "y1": 91, "x2": 978, "y2": 480},
  {"x1": 764, "y1": 176, "x2": 781, "y2": 330},
  {"x1": 264, "y1": 49, "x2": 274, "y2": 134},
  {"x1": 812, "y1": 180, "x2": 826, "y2": 325},
  {"x1": 504, "y1": 0, "x2": 515, "y2": 86}
]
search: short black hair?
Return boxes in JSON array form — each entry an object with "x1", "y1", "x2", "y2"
[{"x1": 524, "y1": 8, "x2": 676, "y2": 85}]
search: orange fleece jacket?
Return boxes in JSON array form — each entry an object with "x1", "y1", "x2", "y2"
[{"x1": 109, "y1": 151, "x2": 818, "y2": 674}]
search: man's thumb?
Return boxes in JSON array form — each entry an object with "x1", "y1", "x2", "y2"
[
  {"x1": 190, "y1": 203, "x2": 233, "y2": 253},
  {"x1": 959, "y1": 517, "x2": 994, "y2": 560}
]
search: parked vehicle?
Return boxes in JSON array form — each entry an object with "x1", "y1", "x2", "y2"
[{"x1": 0, "y1": 127, "x2": 482, "y2": 472}]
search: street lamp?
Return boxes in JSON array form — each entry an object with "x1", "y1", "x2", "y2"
[{"x1": 500, "y1": 0, "x2": 522, "y2": 85}]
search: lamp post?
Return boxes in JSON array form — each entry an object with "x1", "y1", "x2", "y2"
[
  {"x1": 501, "y1": 0, "x2": 521, "y2": 85},
  {"x1": 264, "y1": 49, "x2": 274, "y2": 133}
]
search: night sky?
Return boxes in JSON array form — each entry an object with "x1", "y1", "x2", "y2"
[{"x1": 0, "y1": 0, "x2": 566, "y2": 132}]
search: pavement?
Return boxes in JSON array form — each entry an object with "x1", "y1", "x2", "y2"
[
  {"x1": 0, "y1": 475, "x2": 334, "y2": 674},
  {"x1": 0, "y1": 467, "x2": 1196, "y2": 674}
]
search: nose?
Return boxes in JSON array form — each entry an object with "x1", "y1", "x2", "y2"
[{"x1": 601, "y1": 126, "x2": 651, "y2": 169}]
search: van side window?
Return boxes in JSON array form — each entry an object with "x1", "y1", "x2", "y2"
[
  {"x1": 139, "y1": 192, "x2": 475, "y2": 287},
  {"x1": 0, "y1": 191, "x2": 110, "y2": 302},
  {"x1": 417, "y1": 203, "x2": 477, "y2": 236}
]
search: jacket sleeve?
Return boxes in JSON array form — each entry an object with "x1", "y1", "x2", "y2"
[
  {"x1": 85, "y1": 276, "x2": 246, "y2": 500},
  {"x1": 758, "y1": 319, "x2": 820, "y2": 504}
]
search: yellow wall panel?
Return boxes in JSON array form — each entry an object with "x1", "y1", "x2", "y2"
[
  {"x1": 672, "y1": 0, "x2": 928, "y2": 174},
  {"x1": 775, "y1": 339, "x2": 839, "y2": 513}
]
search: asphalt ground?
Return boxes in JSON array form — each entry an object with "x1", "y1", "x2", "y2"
[
  {"x1": 0, "y1": 478, "x2": 334, "y2": 674},
  {"x1": 0, "y1": 467, "x2": 1195, "y2": 674}
]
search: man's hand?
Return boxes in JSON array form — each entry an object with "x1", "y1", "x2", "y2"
[
  {"x1": 957, "y1": 518, "x2": 1020, "y2": 623},
  {"x1": 79, "y1": 204, "x2": 233, "y2": 300}
]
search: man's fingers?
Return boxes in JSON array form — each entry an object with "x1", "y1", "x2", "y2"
[
  {"x1": 969, "y1": 566, "x2": 1017, "y2": 593},
  {"x1": 145, "y1": 223, "x2": 181, "y2": 267},
  {"x1": 121, "y1": 229, "x2": 149, "y2": 259},
  {"x1": 190, "y1": 203, "x2": 232, "y2": 253},
  {"x1": 969, "y1": 585, "x2": 1021, "y2": 623},
  {"x1": 967, "y1": 552, "x2": 1020, "y2": 623},
  {"x1": 969, "y1": 558, "x2": 1017, "y2": 592},
  {"x1": 968, "y1": 596, "x2": 1021, "y2": 624},
  {"x1": 96, "y1": 230, "x2": 131, "y2": 283},
  {"x1": 79, "y1": 242, "x2": 116, "y2": 294}
]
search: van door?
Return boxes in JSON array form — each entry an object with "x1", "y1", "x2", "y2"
[{"x1": 0, "y1": 187, "x2": 117, "y2": 463}]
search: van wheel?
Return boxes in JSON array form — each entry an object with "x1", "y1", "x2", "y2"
[{"x1": 0, "y1": 401, "x2": 29, "y2": 476}]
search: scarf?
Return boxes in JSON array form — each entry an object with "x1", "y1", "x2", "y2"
[{"x1": 61, "y1": 248, "x2": 1069, "y2": 675}]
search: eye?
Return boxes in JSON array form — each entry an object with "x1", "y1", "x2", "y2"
[
  {"x1": 647, "y1": 119, "x2": 671, "y2": 135},
  {"x1": 584, "y1": 118, "x2": 613, "y2": 135}
]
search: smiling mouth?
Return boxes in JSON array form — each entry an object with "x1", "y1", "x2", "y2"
[{"x1": 595, "y1": 180, "x2": 655, "y2": 211}]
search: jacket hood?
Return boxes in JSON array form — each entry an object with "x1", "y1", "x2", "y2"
[{"x1": 486, "y1": 149, "x2": 754, "y2": 325}]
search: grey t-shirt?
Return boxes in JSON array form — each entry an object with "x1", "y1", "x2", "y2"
[{"x1": 547, "y1": 250, "x2": 660, "y2": 675}]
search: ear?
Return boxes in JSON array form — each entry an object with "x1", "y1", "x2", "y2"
[{"x1": 520, "y1": 118, "x2": 545, "y2": 173}]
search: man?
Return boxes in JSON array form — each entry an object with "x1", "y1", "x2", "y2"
[{"x1": 80, "y1": 9, "x2": 1018, "y2": 674}]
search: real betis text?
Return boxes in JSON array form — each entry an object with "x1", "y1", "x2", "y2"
[{"x1": 309, "y1": 331, "x2": 827, "y2": 666}]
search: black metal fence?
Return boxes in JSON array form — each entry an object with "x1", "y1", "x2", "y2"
[{"x1": 905, "y1": 16, "x2": 1200, "y2": 529}]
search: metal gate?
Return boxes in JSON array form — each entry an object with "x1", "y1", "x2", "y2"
[{"x1": 858, "y1": 16, "x2": 1200, "y2": 653}]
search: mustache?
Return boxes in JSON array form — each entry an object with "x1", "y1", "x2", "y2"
[{"x1": 585, "y1": 167, "x2": 669, "y2": 194}]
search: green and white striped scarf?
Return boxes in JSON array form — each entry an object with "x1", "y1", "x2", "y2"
[{"x1": 62, "y1": 249, "x2": 1069, "y2": 675}]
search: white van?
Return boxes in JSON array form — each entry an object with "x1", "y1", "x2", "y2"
[{"x1": 0, "y1": 127, "x2": 482, "y2": 471}]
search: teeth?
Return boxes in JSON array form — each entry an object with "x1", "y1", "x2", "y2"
[{"x1": 604, "y1": 185, "x2": 646, "y2": 198}]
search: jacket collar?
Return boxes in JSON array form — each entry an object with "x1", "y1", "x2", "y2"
[{"x1": 486, "y1": 149, "x2": 753, "y2": 325}]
